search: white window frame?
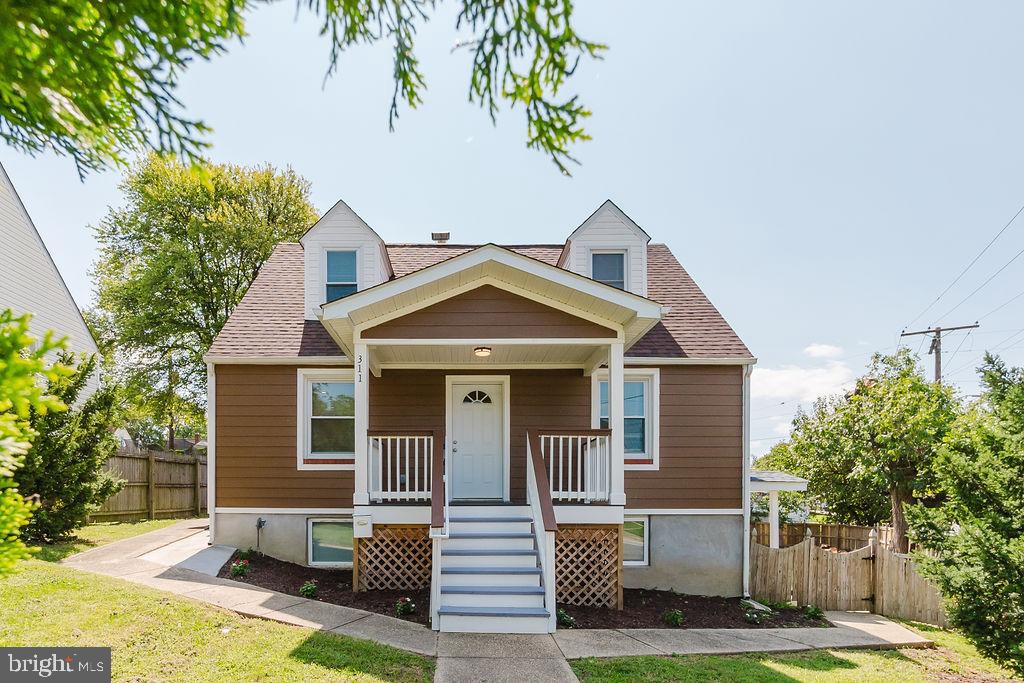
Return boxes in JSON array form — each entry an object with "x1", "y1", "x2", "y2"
[
  {"x1": 591, "y1": 367, "x2": 660, "y2": 471},
  {"x1": 307, "y1": 517, "x2": 354, "y2": 568},
  {"x1": 623, "y1": 515, "x2": 650, "y2": 566},
  {"x1": 297, "y1": 368, "x2": 356, "y2": 471},
  {"x1": 589, "y1": 248, "x2": 628, "y2": 291},
  {"x1": 324, "y1": 248, "x2": 360, "y2": 304}
]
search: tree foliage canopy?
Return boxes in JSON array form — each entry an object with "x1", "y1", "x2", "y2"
[
  {"x1": 90, "y1": 154, "x2": 318, "y2": 442},
  {"x1": 909, "y1": 353, "x2": 1024, "y2": 675},
  {"x1": 2, "y1": 1, "x2": 602, "y2": 177},
  {"x1": 0, "y1": 310, "x2": 69, "y2": 573},
  {"x1": 756, "y1": 349, "x2": 959, "y2": 551},
  {"x1": 19, "y1": 353, "x2": 124, "y2": 543}
]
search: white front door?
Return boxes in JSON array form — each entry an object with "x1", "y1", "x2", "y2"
[{"x1": 450, "y1": 382, "x2": 505, "y2": 500}]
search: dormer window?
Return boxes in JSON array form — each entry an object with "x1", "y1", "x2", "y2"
[
  {"x1": 592, "y1": 251, "x2": 626, "y2": 290},
  {"x1": 326, "y1": 250, "x2": 358, "y2": 302}
]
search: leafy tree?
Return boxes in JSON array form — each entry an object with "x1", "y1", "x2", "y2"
[
  {"x1": 91, "y1": 153, "x2": 315, "y2": 448},
  {"x1": 18, "y1": 353, "x2": 123, "y2": 542},
  {"x1": 909, "y1": 353, "x2": 1024, "y2": 675},
  {"x1": 2, "y1": 1, "x2": 602, "y2": 176},
  {"x1": 90, "y1": 155, "x2": 317, "y2": 448},
  {"x1": 756, "y1": 349, "x2": 959, "y2": 551},
  {"x1": 0, "y1": 310, "x2": 68, "y2": 573}
]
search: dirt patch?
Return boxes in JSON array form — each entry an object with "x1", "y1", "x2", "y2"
[
  {"x1": 219, "y1": 551, "x2": 430, "y2": 626},
  {"x1": 558, "y1": 589, "x2": 832, "y2": 629}
]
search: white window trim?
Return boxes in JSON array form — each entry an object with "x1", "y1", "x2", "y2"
[
  {"x1": 307, "y1": 517, "x2": 354, "y2": 568},
  {"x1": 591, "y1": 367, "x2": 660, "y2": 471},
  {"x1": 297, "y1": 367, "x2": 356, "y2": 471},
  {"x1": 589, "y1": 248, "x2": 629, "y2": 291},
  {"x1": 323, "y1": 248, "x2": 361, "y2": 305},
  {"x1": 623, "y1": 515, "x2": 650, "y2": 566}
]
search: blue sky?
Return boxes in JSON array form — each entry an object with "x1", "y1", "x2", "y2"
[{"x1": 4, "y1": 1, "x2": 1024, "y2": 454}]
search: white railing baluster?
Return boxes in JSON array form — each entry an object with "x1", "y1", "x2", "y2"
[
  {"x1": 539, "y1": 431, "x2": 611, "y2": 504},
  {"x1": 367, "y1": 434, "x2": 433, "y2": 502}
]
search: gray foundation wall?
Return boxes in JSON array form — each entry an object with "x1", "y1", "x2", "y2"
[
  {"x1": 214, "y1": 512, "x2": 350, "y2": 565},
  {"x1": 623, "y1": 514, "x2": 743, "y2": 597}
]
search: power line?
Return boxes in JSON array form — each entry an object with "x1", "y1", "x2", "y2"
[
  {"x1": 944, "y1": 327, "x2": 1024, "y2": 377},
  {"x1": 905, "y1": 201, "x2": 1024, "y2": 328},
  {"x1": 979, "y1": 288, "x2": 1024, "y2": 320},
  {"x1": 901, "y1": 323, "x2": 980, "y2": 382},
  {"x1": 934, "y1": 242, "x2": 1024, "y2": 322},
  {"x1": 944, "y1": 328, "x2": 975, "y2": 368}
]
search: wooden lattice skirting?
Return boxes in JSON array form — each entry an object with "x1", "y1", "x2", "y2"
[
  {"x1": 354, "y1": 524, "x2": 431, "y2": 591},
  {"x1": 555, "y1": 524, "x2": 623, "y2": 609}
]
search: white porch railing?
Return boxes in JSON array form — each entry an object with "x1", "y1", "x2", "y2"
[
  {"x1": 368, "y1": 431, "x2": 435, "y2": 502},
  {"x1": 538, "y1": 429, "x2": 612, "y2": 503}
]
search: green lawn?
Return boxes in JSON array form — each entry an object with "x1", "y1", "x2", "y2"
[
  {"x1": 33, "y1": 517, "x2": 193, "y2": 562},
  {"x1": 0, "y1": 561, "x2": 434, "y2": 682},
  {"x1": 571, "y1": 625, "x2": 1016, "y2": 682}
]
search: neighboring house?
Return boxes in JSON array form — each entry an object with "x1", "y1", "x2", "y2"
[
  {"x1": 0, "y1": 162, "x2": 99, "y2": 394},
  {"x1": 206, "y1": 199, "x2": 757, "y2": 633}
]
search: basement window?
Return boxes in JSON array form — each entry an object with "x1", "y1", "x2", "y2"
[
  {"x1": 623, "y1": 516, "x2": 649, "y2": 566},
  {"x1": 308, "y1": 518, "x2": 354, "y2": 567}
]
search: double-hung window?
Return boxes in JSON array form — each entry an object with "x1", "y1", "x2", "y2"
[
  {"x1": 591, "y1": 251, "x2": 626, "y2": 290},
  {"x1": 298, "y1": 369, "x2": 355, "y2": 470},
  {"x1": 594, "y1": 368, "x2": 659, "y2": 470},
  {"x1": 326, "y1": 250, "x2": 358, "y2": 302}
]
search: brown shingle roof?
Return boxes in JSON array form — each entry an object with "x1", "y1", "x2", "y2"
[
  {"x1": 207, "y1": 243, "x2": 340, "y2": 358},
  {"x1": 208, "y1": 242, "x2": 752, "y2": 360}
]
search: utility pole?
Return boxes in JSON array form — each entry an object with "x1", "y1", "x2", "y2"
[{"x1": 900, "y1": 323, "x2": 979, "y2": 382}]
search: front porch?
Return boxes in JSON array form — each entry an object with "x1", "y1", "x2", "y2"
[{"x1": 310, "y1": 246, "x2": 665, "y2": 632}]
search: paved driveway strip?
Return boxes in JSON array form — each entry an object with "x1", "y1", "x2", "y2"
[{"x1": 60, "y1": 520, "x2": 934, "y2": 682}]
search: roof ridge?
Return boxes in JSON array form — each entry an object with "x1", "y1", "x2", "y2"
[{"x1": 386, "y1": 243, "x2": 565, "y2": 248}]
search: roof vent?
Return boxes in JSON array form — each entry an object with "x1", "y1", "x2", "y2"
[{"x1": 431, "y1": 231, "x2": 450, "y2": 244}]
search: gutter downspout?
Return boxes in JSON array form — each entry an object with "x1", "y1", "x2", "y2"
[
  {"x1": 741, "y1": 363, "x2": 753, "y2": 597},
  {"x1": 206, "y1": 361, "x2": 216, "y2": 544}
]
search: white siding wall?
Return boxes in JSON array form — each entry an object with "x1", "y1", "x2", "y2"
[
  {"x1": 0, "y1": 164, "x2": 99, "y2": 394},
  {"x1": 301, "y1": 200, "x2": 389, "y2": 319},
  {"x1": 565, "y1": 205, "x2": 648, "y2": 297}
]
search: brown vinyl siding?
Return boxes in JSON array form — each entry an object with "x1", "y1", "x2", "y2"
[
  {"x1": 625, "y1": 365, "x2": 743, "y2": 509},
  {"x1": 362, "y1": 284, "x2": 615, "y2": 339},
  {"x1": 215, "y1": 364, "x2": 354, "y2": 507},
  {"x1": 215, "y1": 364, "x2": 743, "y2": 510}
]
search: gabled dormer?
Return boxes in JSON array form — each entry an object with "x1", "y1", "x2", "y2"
[
  {"x1": 300, "y1": 199, "x2": 393, "y2": 320},
  {"x1": 558, "y1": 200, "x2": 651, "y2": 297}
]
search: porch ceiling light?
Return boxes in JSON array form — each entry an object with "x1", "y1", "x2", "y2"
[{"x1": 473, "y1": 346, "x2": 492, "y2": 358}]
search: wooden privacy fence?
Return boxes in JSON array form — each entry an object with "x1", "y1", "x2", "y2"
[
  {"x1": 752, "y1": 522, "x2": 898, "y2": 552},
  {"x1": 90, "y1": 450, "x2": 207, "y2": 522},
  {"x1": 750, "y1": 530, "x2": 947, "y2": 627}
]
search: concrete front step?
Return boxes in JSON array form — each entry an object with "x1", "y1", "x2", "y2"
[{"x1": 437, "y1": 606, "x2": 551, "y2": 634}]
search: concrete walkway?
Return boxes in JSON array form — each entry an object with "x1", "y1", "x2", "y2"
[{"x1": 61, "y1": 520, "x2": 933, "y2": 683}]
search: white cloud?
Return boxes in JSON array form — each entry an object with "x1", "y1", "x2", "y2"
[
  {"x1": 803, "y1": 343, "x2": 844, "y2": 359},
  {"x1": 752, "y1": 360, "x2": 855, "y2": 403}
]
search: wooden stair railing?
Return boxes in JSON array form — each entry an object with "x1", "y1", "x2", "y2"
[{"x1": 527, "y1": 431, "x2": 558, "y2": 532}]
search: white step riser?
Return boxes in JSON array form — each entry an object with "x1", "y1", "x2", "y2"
[
  {"x1": 438, "y1": 614, "x2": 551, "y2": 634},
  {"x1": 444, "y1": 537, "x2": 534, "y2": 551},
  {"x1": 441, "y1": 554, "x2": 537, "y2": 568},
  {"x1": 441, "y1": 593, "x2": 545, "y2": 609},
  {"x1": 449, "y1": 521, "x2": 532, "y2": 534},
  {"x1": 449, "y1": 506, "x2": 530, "y2": 516},
  {"x1": 440, "y1": 572, "x2": 540, "y2": 587}
]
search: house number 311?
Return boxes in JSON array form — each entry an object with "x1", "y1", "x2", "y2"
[{"x1": 356, "y1": 353, "x2": 363, "y2": 382}]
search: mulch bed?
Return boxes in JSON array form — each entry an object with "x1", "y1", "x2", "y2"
[
  {"x1": 218, "y1": 551, "x2": 430, "y2": 626},
  {"x1": 558, "y1": 589, "x2": 833, "y2": 629}
]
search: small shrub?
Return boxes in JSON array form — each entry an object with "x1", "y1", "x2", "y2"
[
  {"x1": 299, "y1": 579, "x2": 318, "y2": 598},
  {"x1": 395, "y1": 597, "x2": 416, "y2": 617},
  {"x1": 661, "y1": 608, "x2": 685, "y2": 627},
  {"x1": 229, "y1": 559, "x2": 250, "y2": 577},
  {"x1": 556, "y1": 608, "x2": 576, "y2": 628},
  {"x1": 766, "y1": 600, "x2": 796, "y2": 611},
  {"x1": 743, "y1": 609, "x2": 767, "y2": 625},
  {"x1": 803, "y1": 604, "x2": 824, "y2": 620},
  {"x1": 236, "y1": 547, "x2": 258, "y2": 561}
]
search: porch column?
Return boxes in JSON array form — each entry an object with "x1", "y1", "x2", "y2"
[
  {"x1": 353, "y1": 342, "x2": 370, "y2": 505},
  {"x1": 769, "y1": 490, "x2": 780, "y2": 549},
  {"x1": 608, "y1": 341, "x2": 626, "y2": 506}
]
